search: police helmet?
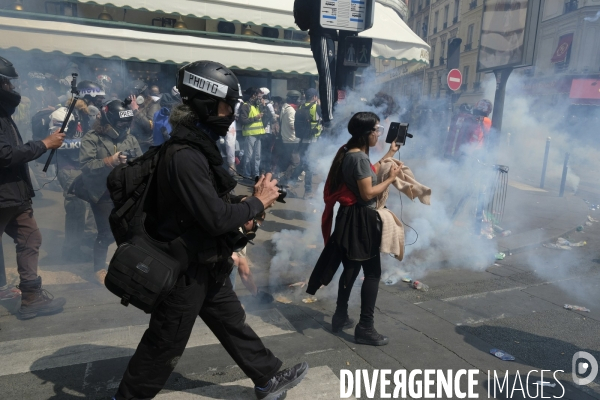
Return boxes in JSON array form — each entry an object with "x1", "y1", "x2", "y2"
[{"x1": 176, "y1": 61, "x2": 241, "y2": 119}]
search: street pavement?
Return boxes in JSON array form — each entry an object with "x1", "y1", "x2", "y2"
[{"x1": 0, "y1": 162, "x2": 598, "y2": 399}]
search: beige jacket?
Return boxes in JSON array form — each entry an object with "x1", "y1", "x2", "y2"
[{"x1": 376, "y1": 158, "x2": 431, "y2": 261}]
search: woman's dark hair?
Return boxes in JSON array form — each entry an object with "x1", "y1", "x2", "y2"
[{"x1": 326, "y1": 112, "x2": 379, "y2": 192}]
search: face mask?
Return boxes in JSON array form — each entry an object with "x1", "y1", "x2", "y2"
[
  {"x1": 0, "y1": 88, "x2": 21, "y2": 115},
  {"x1": 136, "y1": 95, "x2": 145, "y2": 105},
  {"x1": 105, "y1": 125, "x2": 120, "y2": 139},
  {"x1": 205, "y1": 115, "x2": 234, "y2": 137}
]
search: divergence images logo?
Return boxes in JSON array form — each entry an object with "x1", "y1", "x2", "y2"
[{"x1": 572, "y1": 351, "x2": 598, "y2": 386}]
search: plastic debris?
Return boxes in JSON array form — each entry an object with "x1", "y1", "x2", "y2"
[
  {"x1": 412, "y1": 281, "x2": 429, "y2": 292},
  {"x1": 564, "y1": 304, "x2": 590, "y2": 312},
  {"x1": 495, "y1": 252, "x2": 506, "y2": 260},
  {"x1": 383, "y1": 278, "x2": 395, "y2": 285},
  {"x1": 577, "y1": 226, "x2": 584, "y2": 232},
  {"x1": 274, "y1": 295, "x2": 292, "y2": 304},
  {"x1": 288, "y1": 281, "x2": 307, "y2": 288},
  {"x1": 535, "y1": 381, "x2": 556, "y2": 388},
  {"x1": 543, "y1": 243, "x2": 572, "y2": 250},
  {"x1": 588, "y1": 216, "x2": 598, "y2": 223},
  {"x1": 490, "y1": 349, "x2": 515, "y2": 361},
  {"x1": 501, "y1": 230, "x2": 512, "y2": 237},
  {"x1": 555, "y1": 238, "x2": 586, "y2": 247},
  {"x1": 401, "y1": 277, "x2": 412, "y2": 283},
  {"x1": 586, "y1": 221, "x2": 593, "y2": 226},
  {"x1": 302, "y1": 297, "x2": 317, "y2": 304}
]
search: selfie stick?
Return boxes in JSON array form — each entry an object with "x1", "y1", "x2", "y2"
[{"x1": 43, "y1": 73, "x2": 80, "y2": 173}]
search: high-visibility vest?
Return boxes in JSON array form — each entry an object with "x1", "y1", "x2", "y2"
[
  {"x1": 301, "y1": 102, "x2": 322, "y2": 138},
  {"x1": 242, "y1": 104, "x2": 265, "y2": 136}
]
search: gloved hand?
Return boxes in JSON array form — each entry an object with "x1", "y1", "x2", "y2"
[
  {"x1": 254, "y1": 290, "x2": 274, "y2": 304},
  {"x1": 104, "y1": 151, "x2": 123, "y2": 168}
]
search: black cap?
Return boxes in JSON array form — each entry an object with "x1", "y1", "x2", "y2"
[{"x1": 102, "y1": 99, "x2": 134, "y2": 128}]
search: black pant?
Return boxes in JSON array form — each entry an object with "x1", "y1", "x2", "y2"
[
  {"x1": 310, "y1": 34, "x2": 336, "y2": 122},
  {"x1": 89, "y1": 193, "x2": 114, "y2": 272},
  {"x1": 335, "y1": 254, "x2": 381, "y2": 327},
  {"x1": 0, "y1": 204, "x2": 41, "y2": 284},
  {"x1": 116, "y1": 262, "x2": 282, "y2": 399},
  {"x1": 290, "y1": 142, "x2": 313, "y2": 193}
]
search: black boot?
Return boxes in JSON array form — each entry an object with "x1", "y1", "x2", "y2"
[
  {"x1": 354, "y1": 323, "x2": 389, "y2": 346},
  {"x1": 17, "y1": 277, "x2": 66, "y2": 320},
  {"x1": 332, "y1": 313, "x2": 355, "y2": 333}
]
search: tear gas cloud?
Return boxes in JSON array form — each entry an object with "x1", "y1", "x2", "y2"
[{"x1": 268, "y1": 67, "x2": 600, "y2": 297}]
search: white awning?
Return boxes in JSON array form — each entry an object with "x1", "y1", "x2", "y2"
[
  {"x1": 361, "y1": 2, "x2": 429, "y2": 63},
  {"x1": 77, "y1": 0, "x2": 298, "y2": 29},
  {"x1": 73, "y1": 0, "x2": 429, "y2": 63},
  {"x1": 0, "y1": 16, "x2": 317, "y2": 74}
]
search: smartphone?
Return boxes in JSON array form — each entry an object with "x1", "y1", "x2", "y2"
[{"x1": 385, "y1": 122, "x2": 412, "y2": 145}]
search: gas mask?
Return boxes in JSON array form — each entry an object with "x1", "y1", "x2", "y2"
[
  {"x1": 106, "y1": 122, "x2": 129, "y2": 139},
  {"x1": 205, "y1": 114, "x2": 235, "y2": 137}
]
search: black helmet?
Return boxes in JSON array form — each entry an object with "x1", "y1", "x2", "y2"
[
  {"x1": 78, "y1": 80, "x2": 105, "y2": 106},
  {"x1": 102, "y1": 99, "x2": 133, "y2": 131},
  {"x1": 176, "y1": 60, "x2": 241, "y2": 119},
  {"x1": 0, "y1": 56, "x2": 18, "y2": 80},
  {"x1": 127, "y1": 80, "x2": 148, "y2": 97}
]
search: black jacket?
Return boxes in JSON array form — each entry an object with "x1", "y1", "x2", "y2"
[
  {"x1": 0, "y1": 107, "x2": 47, "y2": 208},
  {"x1": 151, "y1": 107, "x2": 263, "y2": 273}
]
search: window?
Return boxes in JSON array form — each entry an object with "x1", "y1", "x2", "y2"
[
  {"x1": 444, "y1": 5, "x2": 449, "y2": 26},
  {"x1": 467, "y1": 24, "x2": 474, "y2": 44},
  {"x1": 428, "y1": 77, "x2": 434, "y2": 96},
  {"x1": 463, "y1": 66, "x2": 470, "y2": 90},
  {"x1": 416, "y1": 19, "x2": 421, "y2": 35},
  {"x1": 454, "y1": 0, "x2": 460, "y2": 18},
  {"x1": 431, "y1": 44, "x2": 436, "y2": 59},
  {"x1": 434, "y1": 11, "x2": 439, "y2": 31},
  {"x1": 441, "y1": 40, "x2": 446, "y2": 58}
]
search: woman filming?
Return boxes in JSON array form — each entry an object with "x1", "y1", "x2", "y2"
[
  {"x1": 308, "y1": 112, "x2": 401, "y2": 346},
  {"x1": 79, "y1": 99, "x2": 142, "y2": 284}
]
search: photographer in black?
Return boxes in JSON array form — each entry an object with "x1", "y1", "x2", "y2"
[{"x1": 115, "y1": 61, "x2": 308, "y2": 400}]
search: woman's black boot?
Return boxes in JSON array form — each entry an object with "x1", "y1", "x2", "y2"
[
  {"x1": 332, "y1": 313, "x2": 355, "y2": 333},
  {"x1": 354, "y1": 323, "x2": 389, "y2": 346}
]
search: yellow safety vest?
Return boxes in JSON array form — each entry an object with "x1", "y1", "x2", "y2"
[
  {"x1": 242, "y1": 104, "x2": 266, "y2": 136},
  {"x1": 303, "y1": 102, "x2": 322, "y2": 138}
]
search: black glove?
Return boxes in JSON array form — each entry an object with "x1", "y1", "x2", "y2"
[{"x1": 255, "y1": 290, "x2": 274, "y2": 304}]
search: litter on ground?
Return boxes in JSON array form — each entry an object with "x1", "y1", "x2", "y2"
[
  {"x1": 495, "y1": 252, "x2": 506, "y2": 260},
  {"x1": 288, "y1": 281, "x2": 307, "y2": 288},
  {"x1": 490, "y1": 349, "x2": 515, "y2": 361},
  {"x1": 274, "y1": 295, "x2": 292, "y2": 304},
  {"x1": 564, "y1": 304, "x2": 590, "y2": 312},
  {"x1": 302, "y1": 297, "x2": 317, "y2": 304}
]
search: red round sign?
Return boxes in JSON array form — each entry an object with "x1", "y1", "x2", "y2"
[{"x1": 447, "y1": 69, "x2": 463, "y2": 91}]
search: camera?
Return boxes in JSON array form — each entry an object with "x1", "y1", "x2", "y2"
[
  {"x1": 254, "y1": 176, "x2": 287, "y2": 204},
  {"x1": 121, "y1": 149, "x2": 137, "y2": 159},
  {"x1": 385, "y1": 122, "x2": 413, "y2": 145}
]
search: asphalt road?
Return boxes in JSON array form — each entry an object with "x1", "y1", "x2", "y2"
[{"x1": 0, "y1": 166, "x2": 599, "y2": 400}]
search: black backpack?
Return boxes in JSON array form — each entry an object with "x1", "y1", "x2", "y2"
[
  {"x1": 105, "y1": 145, "x2": 188, "y2": 313},
  {"x1": 294, "y1": 0, "x2": 312, "y2": 31},
  {"x1": 294, "y1": 103, "x2": 314, "y2": 140}
]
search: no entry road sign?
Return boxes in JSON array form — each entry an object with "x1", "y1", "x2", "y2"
[{"x1": 447, "y1": 69, "x2": 463, "y2": 91}]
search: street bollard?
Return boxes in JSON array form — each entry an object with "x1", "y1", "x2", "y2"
[
  {"x1": 559, "y1": 152, "x2": 570, "y2": 197},
  {"x1": 540, "y1": 137, "x2": 551, "y2": 189}
]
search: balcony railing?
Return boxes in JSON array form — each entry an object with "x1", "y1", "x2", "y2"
[
  {"x1": 418, "y1": 4, "x2": 422, "y2": 11},
  {"x1": 439, "y1": 56, "x2": 445, "y2": 65},
  {"x1": 461, "y1": 83, "x2": 468, "y2": 91},
  {"x1": 564, "y1": 0, "x2": 578, "y2": 14},
  {"x1": 429, "y1": 59, "x2": 435, "y2": 67},
  {"x1": 433, "y1": 27, "x2": 438, "y2": 33},
  {"x1": 453, "y1": 16, "x2": 458, "y2": 24},
  {"x1": 473, "y1": 81, "x2": 481, "y2": 91},
  {"x1": 426, "y1": 0, "x2": 431, "y2": 6},
  {"x1": 469, "y1": 0, "x2": 477, "y2": 10},
  {"x1": 464, "y1": 42, "x2": 472, "y2": 51},
  {"x1": 443, "y1": 22, "x2": 447, "y2": 29}
]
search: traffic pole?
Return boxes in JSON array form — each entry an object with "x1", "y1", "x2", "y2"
[
  {"x1": 559, "y1": 152, "x2": 570, "y2": 197},
  {"x1": 540, "y1": 137, "x2": 551, "y2": 189}
]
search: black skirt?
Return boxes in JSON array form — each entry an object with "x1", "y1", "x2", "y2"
[{"x1": 307, "y1": 204, "x2": 381, "y2": 295}]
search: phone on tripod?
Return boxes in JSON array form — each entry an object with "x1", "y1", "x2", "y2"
[{"x1": 385, "y1": 122, "x2": 413, "y2": 145}]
